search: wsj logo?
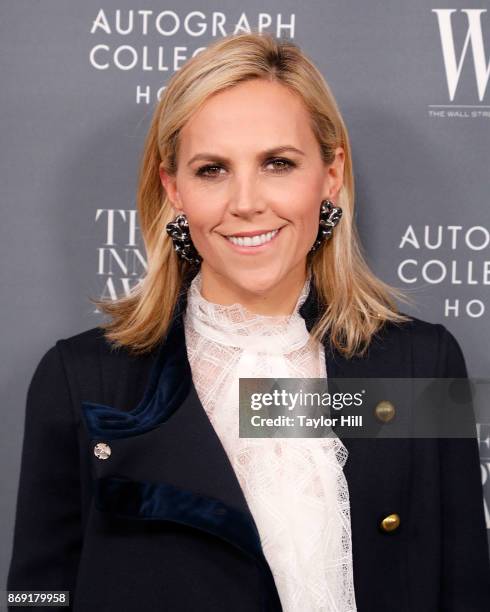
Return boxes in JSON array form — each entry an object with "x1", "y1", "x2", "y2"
[{"x1": 432, "y1": 9, "x2": 489, "y2": 101}]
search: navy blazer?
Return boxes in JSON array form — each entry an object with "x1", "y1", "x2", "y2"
[{"x1": 7, "y1": 280, "x2": 490, "y2": 611}]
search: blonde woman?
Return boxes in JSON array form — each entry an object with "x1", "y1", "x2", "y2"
[{"x1": 8, "y1": 32, "x2": 489, "y2": 611}]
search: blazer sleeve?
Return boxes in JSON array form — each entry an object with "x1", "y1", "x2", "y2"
[
  {"x1": 7, "y1": 343, "x2": 83, "y2": 609},
  {"x1": 437, "y1": 326, "x2": 490, "y2": 611}
]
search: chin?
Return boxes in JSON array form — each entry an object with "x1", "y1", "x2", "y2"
[{"x1": 226, "y1": 269, "x2": 283, "y2": 296}]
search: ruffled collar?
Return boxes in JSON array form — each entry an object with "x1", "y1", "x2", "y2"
[{"x1": 184, "y1": 271, "x2": 313, "y2": 354}]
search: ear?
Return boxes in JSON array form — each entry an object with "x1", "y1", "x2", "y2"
[
  {"x1": 322, "y1": 146, "x2": 345, "y2": 202},
  {"x1": 159, "y1": 164, "x2": 184, "y2": 213}
]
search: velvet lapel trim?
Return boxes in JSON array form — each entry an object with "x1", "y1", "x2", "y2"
[
  {"x1": 94, "y1": 473, "x2": 281, "y2": 608},
  {"x1": 81, "y1": 284, "x2": 192, "y2": 440},
  {"x1": 94, "y1": 475, "x2": 264, "y2": 560}
]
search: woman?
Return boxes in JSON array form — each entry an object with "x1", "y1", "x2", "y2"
[{"x1": 7, "y1": 32, "x2": 489, "y2": 611}]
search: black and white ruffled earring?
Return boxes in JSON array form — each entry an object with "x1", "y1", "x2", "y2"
[
  {"x1": 309, "y1": 199, "x2": 343, "y2": 253},
  {"x1": 165, "y1": 213, "x2": 202, "y2": 266}
]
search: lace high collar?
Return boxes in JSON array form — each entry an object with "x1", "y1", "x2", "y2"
[{"x1": 184, "y1": 271, "x2": 313, "y2": 354}]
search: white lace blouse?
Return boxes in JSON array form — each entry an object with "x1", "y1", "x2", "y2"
[{"x1": 183, "y1": 270, "x2": 357, "y2": 612}]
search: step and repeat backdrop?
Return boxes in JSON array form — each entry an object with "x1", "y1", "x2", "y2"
[{"x1": 1, "y1": 0, "x2": 489, "y2": 591}]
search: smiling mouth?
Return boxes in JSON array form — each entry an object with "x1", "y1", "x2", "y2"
[{"x1": 224, "y1": 228, "x2": 281, "y2": 247}]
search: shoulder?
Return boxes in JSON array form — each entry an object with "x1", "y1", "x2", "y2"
[
  {"x1": 34, "y1": 327, "x2": 157, "y2": 413},
  {"x1": 55, "y1": 326, "x2": 119, "y2": 360},
  {"x1": 27, "y1": 328, "x2": 110, "y2": 383},
  {"x1": 377, "y1": 312, "x2": 442, "y2": 340},
  {"x1": 368, "y1": 313, "x2": 467, "y2": 378},
  {"x1": 55, "y1": 322, "x2": 157, "y2": 371},
  {"x1": 53, "y1": 326, "x2": 153, "y2": 372}
]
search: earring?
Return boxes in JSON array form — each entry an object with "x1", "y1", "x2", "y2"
[
  {"x1": 166, "y1": 213, "x2": 202, "y2": 266},
  {"x1": 309, "y1": 199, "x2": 343, "y2": 253}
]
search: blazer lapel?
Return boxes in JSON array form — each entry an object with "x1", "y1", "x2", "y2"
[
  {"x1": 81, "y1": 275, "x2": 367, "y2": 568},
  {"x1": 298, "y1": 281, "x2": 371, "y2": 502}
]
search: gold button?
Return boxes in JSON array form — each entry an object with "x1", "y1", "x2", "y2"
[
  {"x1": 380, "y1": 513, "x2": 400, "y2": 532},
  {"x1": 374, "y1": 400, "x2": 395, "y2": 423},
  {"x1": 94, "y1": 442, "x2": 111, "y2": 460}
]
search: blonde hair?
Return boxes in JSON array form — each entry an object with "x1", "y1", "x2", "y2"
[{"x1": 91, "y1": 32, "x2": 411, "y2": 358}]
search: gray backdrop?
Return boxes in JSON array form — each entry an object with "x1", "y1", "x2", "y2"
[{"x1": 2, "y1": 0, "x2": 489, "y2": 593}]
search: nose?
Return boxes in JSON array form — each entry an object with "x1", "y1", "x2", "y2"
[{"x1": 227, "y1": 172, "x2": 266, "y2": 218}]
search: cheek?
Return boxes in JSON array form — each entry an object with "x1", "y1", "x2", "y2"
[
  {"x1": 188, "y1": 208, "x2": 222, "y2": 235},
  {"x1": 181, "y1": 199, "x2": 223, "y2": 254},
  {"x1": 178, "y1": 187, "x2": 221, "y2": 230},
  {"x1": 284, "y1": 199, "x2": 320, "y2": 236}
]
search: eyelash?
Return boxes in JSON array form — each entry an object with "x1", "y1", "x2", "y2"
[{"x1": 195, "y1": 158, "x2": 296, "y2": 178}]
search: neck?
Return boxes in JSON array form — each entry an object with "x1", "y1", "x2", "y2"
[{"x1": 197, "y1": 262, "x2": 309, "y2": 317}]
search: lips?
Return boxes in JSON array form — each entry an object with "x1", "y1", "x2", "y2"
[
  {"x1": 225, "y1": 227, "x2": 282, "y2": 238},
  {"x1": 222, "y1": 226, "x2": 284, "y2": 252}
]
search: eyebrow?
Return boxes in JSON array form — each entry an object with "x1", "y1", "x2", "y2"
[{"x1": 187, "y1": 145, "x2": 305, "y2": 167}]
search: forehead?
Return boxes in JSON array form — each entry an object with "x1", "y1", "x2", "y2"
[{"x1": 178, "y1": 79, "x2": 315, "y2": 156}]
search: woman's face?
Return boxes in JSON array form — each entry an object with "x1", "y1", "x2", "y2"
[{"x1": 160, "y1": 78, "x2": 344, "y2": 305}]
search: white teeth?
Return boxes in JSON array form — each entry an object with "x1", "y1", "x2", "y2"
[{"x1": 226, "y1": 229, "x2": 279, "y2": 247}]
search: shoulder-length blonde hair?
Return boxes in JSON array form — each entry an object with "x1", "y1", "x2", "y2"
[{"x1": 92, "y1": 31, "x2": 411, "y2": 358}]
